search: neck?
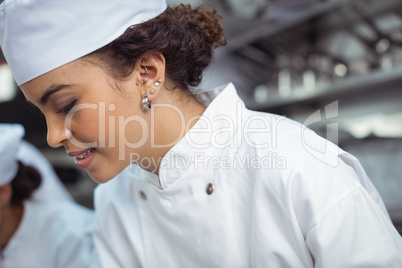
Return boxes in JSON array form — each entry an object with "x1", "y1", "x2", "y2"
[
  {"x1": 144, "y1": 89, "x2": 206, "y2": 174},
  {"x1": 0, "y1": 203, "x2": 24, "y2": 250}
]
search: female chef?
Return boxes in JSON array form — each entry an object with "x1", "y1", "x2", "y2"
[
  {"x1": 1, "y1": 0, "x2": 401, "y2": 267},
  {"x1": 0, "y1": 124, "x2": 94, "y2": 267}
]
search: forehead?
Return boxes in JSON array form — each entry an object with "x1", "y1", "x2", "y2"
[{"x1": 19, "y1": 59, "x2": 104, "y2": 99}]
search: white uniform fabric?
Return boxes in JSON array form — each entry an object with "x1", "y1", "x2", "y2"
[
  {"x1": 17, "y1": 140, "x2": 73, "y2": 202},
  {"x1": 0, "y1": 124, "x2": 24, "y2": 186},
  {"x1": 92, "y1": 83, "x2": 402, "y2": 267},
  {"x1": 0, "y1": 0, "x2": 167, "y2": 85},
  {"x1": 0, "y1": 200, "x2": 94, "y2": 268}
]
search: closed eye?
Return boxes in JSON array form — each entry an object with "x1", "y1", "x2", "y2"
[{"x1": 56, "y1": 100, "x2": 77, "y2": 114}]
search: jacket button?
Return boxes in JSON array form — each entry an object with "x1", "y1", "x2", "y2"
[
  {"x1": 206, "y1": 183, "x2": 214, "y2": 195},
  {"x1": 139, "y1": 191, "x2": 147, "y2": 200}
]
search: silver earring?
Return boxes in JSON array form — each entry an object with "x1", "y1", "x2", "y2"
[
  {"x1": 136, "y1": 81, "x2": 140, "y2": 85},
  {"x1": 142, "y1": 79, "x2": 147, "y2": 83},
  {"x1": 149, "y1": 89, "x2": 155, "y2": 95},
  {"x1": 144, "y1": 66, "x2": 149, "y2": 74},
  {"x1": 154, "y1": 79, "x2": 163, "y2": 87},
  {"x1": 142, "y1": 93, "x2": 151, "y2": 110}
]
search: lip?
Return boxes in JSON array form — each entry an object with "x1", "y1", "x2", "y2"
[
  {"x1": 67, "y1": 149, "x2": 92, "y2": 157},
  {"x1": 67, "y1": 148, "x2": 96, "y2": 170}
]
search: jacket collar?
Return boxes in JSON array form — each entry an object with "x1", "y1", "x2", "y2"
[{"x1": 144, "y1": 83, "x2": 244, "y2": 189}]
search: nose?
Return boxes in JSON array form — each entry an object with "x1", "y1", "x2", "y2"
[{"x1": 46, "y1": 116, "x2": 70, "y2": 148}]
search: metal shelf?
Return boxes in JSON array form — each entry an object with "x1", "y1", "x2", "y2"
[
  {"x1": 217, "y1": 0, "x2": 402, "y2": 60},
  {"x1": 217, "y1": 0, "x2": 357, "y2": 57},
  {"x1": 246, "y1": 66, "x2": 402, "y2": 111}
]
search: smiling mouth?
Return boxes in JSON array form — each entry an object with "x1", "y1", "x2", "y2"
[
  {"x1": 74, "y1": 148, "x2": 96, "y2": 169},
  {"x1": 76, "y1": 148, "x2": 94, "y2": 160}
]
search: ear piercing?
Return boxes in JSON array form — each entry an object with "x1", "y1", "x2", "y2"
[
  {"x1": 142, "y1": 79, "x2": 163, "y2": 110},
  {"x1": 142, "y1": 60, "x2": 149, "y2": 74},
  {"x1": 149, "y1": 79, "x2": 162, "y2": 95},
  {"x1": 154, "y1": 79, "x2": 162, "y2": 87},
  {"x1": 142, "y1": 92, "x2": 151, "y2": 110},
  {"x1": 137, "y1": 78, "x2": 162, "y2": 88},
  {"x1": 136, "y1": 79, "x2": 147, "y2": 85}
]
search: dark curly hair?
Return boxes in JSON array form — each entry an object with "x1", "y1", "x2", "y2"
[
  {"x1": 10, "y1": 161, "x2": 42, "y2": 205},
  {"x1": 86, "y1": 4, "x2": 226, "y2": 90}
]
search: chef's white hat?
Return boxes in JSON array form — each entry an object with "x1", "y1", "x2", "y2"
[
  {"x1": 0, "y1": 0, "x2": 167, "y2": 86},
  {"x1": 0, "y1": 124, "x2": 25, "y2": 186}
]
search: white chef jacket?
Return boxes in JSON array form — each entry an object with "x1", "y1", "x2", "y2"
[
  {"x1": 0, "y1": 200, "x2": 94, "y2": 268},
  {"x1": 92, "y1": 83, "x2": 402, "y2": 267},
  {"x1": 17, "y1": 140, "x2": 72, "y2": 201}
]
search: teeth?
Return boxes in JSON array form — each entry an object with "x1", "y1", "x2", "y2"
[{"x1": 76, "y1": 149, "x2": 92, "y2": 160}]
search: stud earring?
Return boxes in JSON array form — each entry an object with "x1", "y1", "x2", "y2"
[
  {"x1": 142, "y1": 79, "x2": 147, "y2": 83},
  {"x1": 149, "y1": 89, "x2": 155, "y2": 95},
  {"x1": 154, "y1": 78, "x2": 163, "y2": 87},
  {"x1": 142, "y1": 92, "x2": 151, "y2": 110},
  {"x1": 136, "y1": 81, "x2": 140, "y2": 85}
]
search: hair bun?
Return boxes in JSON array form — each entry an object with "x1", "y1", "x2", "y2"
[
  {"x1": 11, "y1": 161, "x2": 42, "y2": 204},
  {"x1": 174, "y1": 4, "x2": 226, "y2": 48}
]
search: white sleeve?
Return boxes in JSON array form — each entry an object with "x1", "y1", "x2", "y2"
[
  {"x1": 91, "y1": 220, "x2": 121, "y2": 268},
  {"x1": 57, "y1": 230, "x2": 94, "y2": 268},
  {"x1": 48, "y1": 202, "x2": 95, "y2": 268},
  {"x1": 91, "y1": 186, "x2": 122, "y2": 268},
  {"x1": 306, "y1": 187, "x2": 402, "y2": 268},
  {"x1": 338, "y1": 151, "x2": 390, "y2": 218},
  {"x1": 91, "y1": 184, "x2": 143, "y2": 268}
]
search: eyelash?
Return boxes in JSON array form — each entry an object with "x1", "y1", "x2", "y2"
[{"x1": 57, "y1": 100, "x2": 77, "y2": 114}]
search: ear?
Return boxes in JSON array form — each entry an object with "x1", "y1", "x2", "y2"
[
  {"x1": 136, "y1": 52, "x2": 166, "y2": 102},
  {"x1": 0, "y1": 184, "x2": 12, "y2": 207}
]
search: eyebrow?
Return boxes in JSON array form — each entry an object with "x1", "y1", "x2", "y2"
[{"x1": 39, "y1": 84, "x2": 74, "y2": 105}]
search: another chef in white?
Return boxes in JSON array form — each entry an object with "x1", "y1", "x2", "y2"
[
  {"x1": 17, "y1": 138, "x2": 73, "y2": 202},
  {"x1": 0, "y1": 124, "x2": 94, "y2": 267}
]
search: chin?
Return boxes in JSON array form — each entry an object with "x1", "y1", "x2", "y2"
[
  {"x1": 87, "y1": 170, "x2": 116, "y2": 184},
  {"x1": 86, "y1": 161, "x2": 130, "y2": 184}
]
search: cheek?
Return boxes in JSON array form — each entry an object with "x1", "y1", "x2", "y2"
[
  {"x1": 122, "y1": 119, "x2": 149, "y2": 145},
  {"x1": 70, "y1": 108, "x2": 100, "y2": 142},
  {"x1": 111, "y1": 98, "x2": 147, "y2": 145},
  {"x1": 92, "y1": 101, "x2": 147, "y2": 150}
]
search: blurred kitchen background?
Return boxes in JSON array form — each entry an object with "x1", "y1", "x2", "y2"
[{"x1": 1, "y1": 0, "x2": 401, "y2": 233}]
